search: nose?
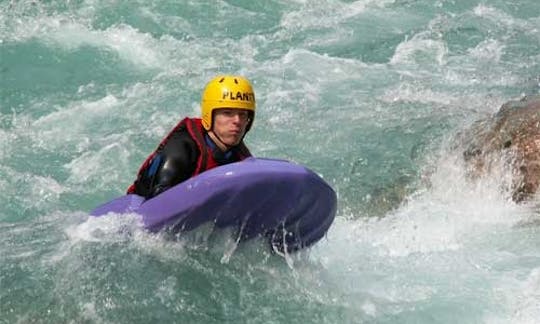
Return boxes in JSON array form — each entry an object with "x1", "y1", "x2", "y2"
[{"x1": 230, "y1": 114, "x2": 241, "y2": 126}]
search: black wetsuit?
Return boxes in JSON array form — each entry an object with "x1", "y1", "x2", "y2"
[{"x1": 129, "y1": 118, "x2": 250, "y2": 199}]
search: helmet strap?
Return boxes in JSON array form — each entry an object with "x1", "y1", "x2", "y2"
[{"x1": 208, "y1": 130, "x2": 234, "y2": 151}]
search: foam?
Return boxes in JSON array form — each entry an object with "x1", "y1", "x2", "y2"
[
  {"x1": 0, "y1": 128, "x2": 12, "y2": 160},
  {"x1": 305, "y1": 148, "x2": 535, "y2": 320},
  {"x1": 63, "y1": 141, "x2": 131, "y2": 186},
  {"x1": 3, "y1": 14, "x2": 165, "y2": 68},
  {"x1": 315, "y1": 143, "x2": 531, "y2": 260},
  {"x1": 27, "y1": 94, "x2": 122, "y2": 156},
  {"x1": 65, "y1": 212, "x2": 142, "y2": 243},
  {"x1": 0, "y1": 164, "x2": 66, "y2": 212},
  {"x1": 484, "y1": 267, "x2": 540, "y2": 324},
  {"x1": 390, "y1": 32, "x2": 448, "y2": 66},
  {"x1": 27, "y1": 80, "x2": 170, "y2": 148},
  {"x1": 468, "y1": 39, "x2": 505, "y2": 62},
  {"x1": 473, "y1": 4, "x2": 520, "y2": 27},
  {"x1": 380, "y1": 83, "x2": 457, "y2": 105},
  {"x1": 280, "y1": 0, "x2": 395, "y2": 31},
  {"x1": 255, "y1": 48, "x2": 367, "y2": 109}
]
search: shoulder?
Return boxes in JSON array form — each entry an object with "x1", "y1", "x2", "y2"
[{"x1": 163, "y1": 129, "x2": 198, "y2": 155}]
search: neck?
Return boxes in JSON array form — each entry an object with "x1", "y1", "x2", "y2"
[{"x1": 207, "y1": 131, "x2": 232, "y2": 152}]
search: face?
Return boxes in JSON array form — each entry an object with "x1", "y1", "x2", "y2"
[{"x1": 210, "y1": 108, "x2": 250, "y2": 148}]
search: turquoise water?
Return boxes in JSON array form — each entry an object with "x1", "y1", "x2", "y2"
[{"x1": 1, "y1": 0, "x2": 539, "y2": 323}]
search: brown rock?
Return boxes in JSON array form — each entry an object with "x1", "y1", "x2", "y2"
[{"x1": 462, "y1": 95, "x2": 540, "y2": 202}]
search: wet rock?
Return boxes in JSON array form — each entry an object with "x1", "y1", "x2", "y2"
[{"x1": 462, "y1": 95, "x2": 540, "y2": 202}]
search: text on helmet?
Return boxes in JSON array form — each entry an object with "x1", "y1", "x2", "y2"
[{"x1": 222, "y1": 91, "x2": 255, "y2": 102}]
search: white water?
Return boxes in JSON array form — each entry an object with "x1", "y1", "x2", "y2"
[{"x1": 1, "y1": 0, "x2": 539, "y2": 322}]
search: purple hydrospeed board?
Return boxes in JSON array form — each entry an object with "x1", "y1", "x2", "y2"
[{"x1": 90, "y1": 158, "x2": 337, "y2": 252}]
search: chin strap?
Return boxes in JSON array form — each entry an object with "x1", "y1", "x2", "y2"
[{"x1": 211, "y1": 131, "x2": 234, "y2": 150}]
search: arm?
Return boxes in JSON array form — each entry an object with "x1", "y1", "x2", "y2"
[{"x1": 139, "y1": 131, "x2": 199, "y2": 199}]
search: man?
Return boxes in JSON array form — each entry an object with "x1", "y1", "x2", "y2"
[{"x1": 127, "y1": 75, "x2": 256, "y2": 199}]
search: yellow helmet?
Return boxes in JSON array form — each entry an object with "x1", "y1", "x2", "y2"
[{"x1": 201, "y1": 75, "x2": 256, "y2": 131}]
